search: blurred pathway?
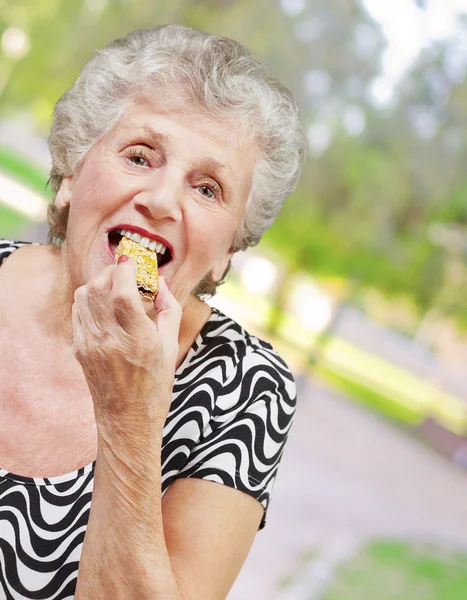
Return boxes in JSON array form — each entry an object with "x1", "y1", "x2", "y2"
[{"x1": 228, "y1": 378, "x2": 467, "y2": 600}]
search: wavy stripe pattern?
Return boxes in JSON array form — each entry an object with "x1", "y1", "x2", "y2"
[{"x1": 0, "y1": 240, "x2": 296, "y2": 599}]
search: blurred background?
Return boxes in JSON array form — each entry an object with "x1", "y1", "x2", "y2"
[{"x1": 1, "y1": 0, "x2": 467, "y2": 598}]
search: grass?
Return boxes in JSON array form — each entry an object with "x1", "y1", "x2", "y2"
[{"x1": 322, "y1": 540, "x2": 467, "y2": 600}]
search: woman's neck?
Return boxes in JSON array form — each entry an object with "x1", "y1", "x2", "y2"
[{"x1": 176, "y1": 295, "x2": 212, "y2": 368}]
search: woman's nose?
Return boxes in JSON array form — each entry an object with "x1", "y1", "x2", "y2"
[{"x1": 133, "y1": 166, "x2": 183, "y2": 222}]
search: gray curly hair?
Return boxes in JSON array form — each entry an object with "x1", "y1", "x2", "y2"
[{"x1": 47, "y1": 24, "x2": 306, "y2": 295}]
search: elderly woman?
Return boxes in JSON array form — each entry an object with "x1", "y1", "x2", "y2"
[{"x1": 0, "y1": 24, "x2": 305, "y2": 600}]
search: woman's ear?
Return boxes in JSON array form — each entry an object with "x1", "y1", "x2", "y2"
[
  {"x1": 54, "y1": 176, "x2": 73, "y2": 210},
  {"x1": 211, "y1": 252, "x2": 233, "y2": 284}
]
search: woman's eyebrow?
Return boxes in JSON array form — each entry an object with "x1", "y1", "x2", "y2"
[
  {"x1": 198, "y1": 156, "x2": 237, "y2": 182},
  {"x1": 139, "y1": 125, "x2": 171, "y2": 148}
]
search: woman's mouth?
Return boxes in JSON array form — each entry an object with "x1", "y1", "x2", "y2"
[{"x1": 107, "y1": 229, "x2": 172, "y2": 267}]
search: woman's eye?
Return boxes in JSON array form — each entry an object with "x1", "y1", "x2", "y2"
[
  {"x1": 129, "y1": 154, "x2": 149, "y2": 167},
  {"x1": 198, "y1": 185, "x2": 216, "y2": 200}
]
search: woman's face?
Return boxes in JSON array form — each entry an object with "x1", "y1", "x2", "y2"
[{"x1": 56, "y1": 97, "x2": 257, "y2": 309}]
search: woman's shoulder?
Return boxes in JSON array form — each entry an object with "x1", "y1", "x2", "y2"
[
  {"x1": 184, "y1": 307, "x2": 295, "y2": 388},
  {"x1": 0, "y1": 239, "x2": 35, "y2": 266}
]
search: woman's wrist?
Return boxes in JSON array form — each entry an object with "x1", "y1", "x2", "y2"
[{"x1": 92, "y1": 380, "x2": 173, "y2": 432}]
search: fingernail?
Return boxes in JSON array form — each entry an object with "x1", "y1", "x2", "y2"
[{"x1": 118, "y1": 254, "x2": 129, "y2": 264}]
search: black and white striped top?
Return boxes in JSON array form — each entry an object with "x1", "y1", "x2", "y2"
[{"x1": 0, "y1": 239, "x2": 296, "y2": 599}]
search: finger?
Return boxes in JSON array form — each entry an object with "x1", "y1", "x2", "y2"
[
  {"x1": 153, "y1": 277, "x2": 182, "y2": 338},
  {"x1": 71, "y1": 301, "x2": 86, "y2": 359},
  {"x1": 85, "y1": 264, "x2": 118, "y2": 331},
  {"x1": 73, "y1": 285, "x2": 101, "y2": 337},
  {"x1": 110, "y1": 256, "x2": 147, "y2": 332}
]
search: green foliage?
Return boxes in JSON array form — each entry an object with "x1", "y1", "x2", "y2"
[
  {"x1": 0, "y1": 204, "x2": 30, "y2": 236},
  {"x1": 0, "y1": 147, "x2": 51, "y2": 196},
  {"x1": 323, "y1": 540, "x2": 467, "y2": 600}
]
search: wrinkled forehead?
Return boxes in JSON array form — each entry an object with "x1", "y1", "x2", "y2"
[
  {"x1": 101, "y1": 96, "x2": 259, "y2": 185},
  {"x1": 110, "y1": 92, "x2": 257, "y2": 152}
]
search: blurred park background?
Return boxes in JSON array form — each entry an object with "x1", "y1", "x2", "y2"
[{"x1": 1, "y1": 0, "x2": 467, "y2": 598}]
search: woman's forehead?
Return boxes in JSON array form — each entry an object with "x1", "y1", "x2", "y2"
[
  {"x1": 102, "y1": 99, "x2": 258, "y2": 177},
  {"x1": 112, "y1": 97, "x2": 255, "y2": 149}
]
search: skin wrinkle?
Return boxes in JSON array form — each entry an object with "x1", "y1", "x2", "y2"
[
  {"x1": 83, "y1": 459, "x2": 164, "y2": 595},
  {"x1": 99, "y1": 442, "x2": 157, "y2": 508},
  {"x1": 120, "y1": 123, "x2": 239, "y2": 184}
]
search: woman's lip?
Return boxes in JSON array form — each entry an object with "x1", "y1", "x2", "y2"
[{"x1": 106, "y1": 225, "x2": 174, "y2": 257}]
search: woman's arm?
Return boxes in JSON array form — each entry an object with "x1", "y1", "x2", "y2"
[
  {"x1": 71, "y1": 258, "x2": 262, "y2": 599},
  {"x1": 161, "y1": 477, "x2": 263, "y2": 600},
  {"x1": 75, "y1": 428, "x2": 182, "y2": 599},
  {"x1": 75, "y1": 431, "x2": 263, "y2": 600}
]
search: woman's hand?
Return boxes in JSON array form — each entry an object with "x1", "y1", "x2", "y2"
[{"x1": 72, "y1": 256, "x2": 181, "y2": 433}]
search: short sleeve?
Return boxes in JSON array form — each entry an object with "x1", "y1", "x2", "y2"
[
  {"x1": 0, "y1": 240, "x2": 33, "y2": 266},
  {"x1": 175, "y1": 343, "x2": 297, "y2": 530}
]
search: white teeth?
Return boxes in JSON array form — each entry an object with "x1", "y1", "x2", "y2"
[{"x1": 118, "y1": 229, "x2": 168, "y2": 256}]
